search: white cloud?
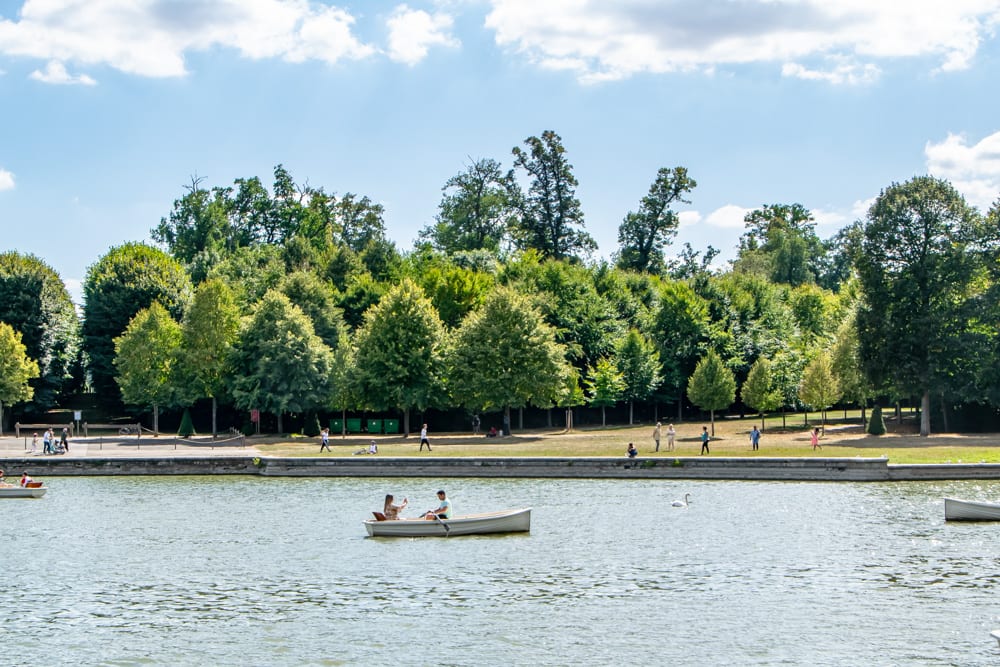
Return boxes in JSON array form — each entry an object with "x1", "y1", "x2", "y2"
[
  {"x1": 925, "y1": 131, "x2": 1000, "y2": 209},
  {"x1": 704, "y1": 204, "x2": 751, "y2": 229},
  {"x1": 386, "y1": 4, "x2": 459, "y2": 65},
  {"x1": 0, "y1": 0, "x2": 375, "y2": 78},
  {"x1": 0, "y1": 167, "x2": 14, "y2": 191},
  {"x1": 484, "y1": 0, "x2": 1000, "y2": 83},
  {"x1": 29, "y1": 61, "x2": 97, "y2": 85},
  {"x1": 677, "y1": 210, "x2": 701, "y2": 228}
]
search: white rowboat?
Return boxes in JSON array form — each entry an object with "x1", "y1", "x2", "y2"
[
  {"x1": 364, "y1": 507, "x2": 531, "y2": 537},
  {"x1": 944, "y1": 497, "x2": 1000, "y2": 521},
  {"x1": 0, "y1": 486, "x2": 47, "y2": 499}
]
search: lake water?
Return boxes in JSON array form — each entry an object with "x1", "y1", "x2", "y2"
[{"x1": 2, "y1": 476, "x2": 1000, "y2": 666}]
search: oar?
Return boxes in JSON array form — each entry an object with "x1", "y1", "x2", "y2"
[{"x1": 431, "y1": 513, "x2": 451, "y2": 536}]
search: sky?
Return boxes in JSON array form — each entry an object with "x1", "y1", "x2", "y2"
[{"x1": 3, "y1": 0, "x2": 1000, "y2": 303}]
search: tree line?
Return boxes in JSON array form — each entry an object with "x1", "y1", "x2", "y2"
[{"x1": 2, "y1": 131, "x2": 1000, "y2": 438}]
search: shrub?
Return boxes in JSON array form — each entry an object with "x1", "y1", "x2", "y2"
[
  {"x1": 868, "y1": 404, "x2": 886, "y2": 436},
  {"x1": 178, "y1": 408, "x2": 196, "y2": 437},
  {"x1": 303, "y1": 412, "x2": 321, "y2": 437}
]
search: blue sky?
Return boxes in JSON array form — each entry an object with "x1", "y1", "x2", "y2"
[{"x1": 2, "y1": 0, "x2": 1000, "y2": 302}]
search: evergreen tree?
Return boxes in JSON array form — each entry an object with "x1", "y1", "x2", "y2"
[{"x1": 868, "y1": 404, "x2": 886, "y2": 435}]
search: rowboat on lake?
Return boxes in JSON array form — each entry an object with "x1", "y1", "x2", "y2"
[
  {"x1": 944, "y1": 497, "x2": 1000, "y2": 521},
  {"x1": 364, "y1": 507, "x2": 531, "y2": 537},
  {"x1": 0, "y1": 483, "x2": 47, "y2": 499}
]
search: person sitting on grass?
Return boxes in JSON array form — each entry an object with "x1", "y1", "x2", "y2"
[{"x1": 627, "y1": 442, "x2": 638, "y2": 458}]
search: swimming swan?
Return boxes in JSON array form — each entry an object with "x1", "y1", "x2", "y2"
[{"x1": 671, "y1": 493, "x2": 691, "y2": 507}]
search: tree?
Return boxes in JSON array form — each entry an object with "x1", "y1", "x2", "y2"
[
  {"x1": 175, "y1": 279, "x2": 240, "y2": 437},
  {"x1": 334, "y1": 193, "x2": 387, "y2": 253},
  {"x1": 279, "y1": 271, "x2": 348, "y2": 351},
  {"x1": 830, "y1": 312, "x2": 872, "y2": 425},
  {"x1": 0, "y1": 252, "x2": 80, "y2": 411},
  {"x1": 113, "y1": 303, "x2": 182, "y2": 435},
  {"x1": 420, "y1": 158, "x2": 516, "y2": 253},
  {"x1": 616, "y1": 166, "x2": 696, "y2": 273},
  {"x1": 152, "y1": 176, "x2": 231, "y2": 266},
  {"x1": 798, "y1": 353, "x2": 841, "y2": 431},
  {"x1": 648, "y1": 279, "x2": 711, "y2": 416},
  {"x1": 615, "y1": 329, "x2": 662, "y2": 424},
  {"x1": 741, "y1": 358, "x2": 782, "y2": 429},
  {"x1": 352, "y1": 279, "x2": 447, "y2": 436},
  {"x1": 511, "y1": 130, "x2": 595, "y2": 260},
  {"x1": 82, "y1": 243, "x2": 192, "y2": 403},
  {"x1": 856, "y1": 176, "x2": 984, "y2": 436},
  {"x1": 586, "y1": 357, "x2": 625, "y2": 427},
  {"x1": 0, "y1": 322, "x2": 40, "y2": 435},
  {"x1": 229, "y1": 291, "x2": 333, "y2": 433},
  {"x1": 867, "y1": 404, "x2": 887, "y2": 435},
  {"x1": 736, "y1": 203, "x2": 824, "y2": 286},
  {"x1": 446, "y1": 285, "x2": 567, "y2": 430},
  {"x1": 687, "y1": 350, "x2": 736, "y2": 436}
]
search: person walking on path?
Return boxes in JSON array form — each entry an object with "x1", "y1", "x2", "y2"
[
  {"x1": 319, "y1": 428, "x2": 331, "y2": 453},
  {"x1": 750, "y1": 425, "x2": 761, "y2": 451},
  {"x1": 472, "y1": 414, "x2": 480, "y2": 436},
  {"x1": 811, "y1": 427, "x2": 821, "y2": 450},
  {"x1": 700, "y1": 426, "x2": 710, "y2": 455},
  {"x1": 419, "y1": 424, "x2": 432, "y2": 451},
  {"x1": 30, "y1": 433, "x2": 38, "y2": 455},
  {"x1": 666, "y1": 424, "x2": 676, "y2": 452},
  {"x1": 60, "y1": 427, "x2": 69, "y2": 453},
  {"x1": 653, "y1": 422, "x2": 662, "y2": 452}
]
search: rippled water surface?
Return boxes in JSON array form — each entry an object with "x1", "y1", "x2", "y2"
[{"x1": 3, "y1": 476, "x2": 1000, "y2": 665}]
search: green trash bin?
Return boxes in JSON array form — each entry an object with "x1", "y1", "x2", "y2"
[
  {"x1": 346, "y1": 418, "x2": 362, "y2": 433},
  {"x1": 367, "y1": 418, "x2": 383, "y2": 434},
  {"x1": 330, "y1": 418, "x2": 344, "y2": 434},
  {"x1": 383, "y1": 418, "x2": 399, "y2": 434}
]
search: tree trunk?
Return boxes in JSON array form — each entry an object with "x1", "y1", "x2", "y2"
[
  {"x1": 677, "y1": 401, "x2": 682, "y2": 422},
  {"x1": 0, "y1": 399, "x2": 4, "y2": 437},
  {"x1": 601, "y1": 405, "x2": 606, "y2": 427},
  {"x1": 547, "y1": 408, "x2": 552, "y2": 428},
  {"x1": 503, "y1": 406, "x2": 511, "y2": 435},
  {"x1": 519, "y1": 407, "x2": 523, "y2": 430},
  {"x1": 211, "y1": 396, "x2": 218, "y2": 439},
  {"x1": 710, "y1": 409, "x2": 715, "y2": 436},
  {"x1": 760, "y1": 412, "x2": 765, "y2": 430},
  {"x1": 861, "y1": 404, "x2": 867, "y2": 429},
  {"x1": 940, "y1": 392, "x2": 949, "y2": 432},
  {"x1": 804, "y1": 410, "x2": 808, "y2": 426},
  {"x1": 404, "y1": 409, "x2": 410, "y2": 438},
  {"x1": 654, "y1": 403, "x2": 658, "y2": 422},
  {"x1": 781, "y1": 408, "x2": 786, "y2": 429},
  {"x1": 153, "y1": 402, "x2": 159, "y2": 436},
  {"x1": 341, "y1": 408, "x2": 346, "y2": 438},
  {"x1": 920, "y1": 390, "x2": 930, "y2": 436},
  {"x1": 896, "y1": 401, "x2": 902, "y2": 423},
  {"x1": 629, "y1": 400, "x2": 634, "y2": 425},
  {"x1": 277, "y1": 411, "x2": 283, "y2": 434}
]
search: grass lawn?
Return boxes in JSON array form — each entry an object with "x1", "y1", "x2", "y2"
[{"x1": 253, "y1": 412, "x2": 1000, "y2": 464}]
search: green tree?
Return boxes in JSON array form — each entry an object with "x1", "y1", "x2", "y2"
[
  {"x1": 278, "y1": 271, "x2": 348, "y2": 350},
  {"x1": 175, "y1": 279, "x2": 240, "y2": 437},
  {"x1": 856, "y1": 176, "x2": 984, "y2": 436},
  {"x1": 420, "y1": 158, "x2": 516, "y2": 253},
  {"x1": 736, "y1": 203, "x2": 824, "y2": 286},
  {"x1": 615, "y1": 329, "x2": 662, "y2": 424},
  {"x1": 113, "y1": 303, "x2": 182, "y2": 434},
  {"x1": 0, "y1": 252, "x2": 80, "y2": 411},
  {"x1": 798, "y1": 352, "x2": 841, "y2": 431},
  {"x1": 867, "y1": 404, "x2": 887, "y2": 435},
  {"x1": 741, "y1": 357, "x2": 782, "y2": 429},
  {"x1": 586, "y1": 357, "x2": 625, "y2": 427},
  {"x1": 687, "y1": 350, "x2": 736, "y2": 436},
  {"x1": 334, "y1": 193, "x2": 388, "y2": 253},
  {"x1": 352, "y1": 279, "x2": 447, "y2": 436},
  {"x1": 648, "y1": 279, "x2": 711, "y2": 416},
  {"x1": 0, "y1": 322, "x2": 40, "y2": 435},
  {"x1": 152, "y1": 176, "x2": 232, "y2": 267},
  {"x1": 616, "y1": 166, "x2": 696, "y2": 273},
  {"x1": 830, "y1": 312, "x2": 872, "y2": 424},
  {"x1": 446, "y1": 286, "x2": 567, "y2": 430},
  {"x1": 229, "y1": 291, "x2": 334, "y2": 433},
  {"x1": 511, "y1": 130, "x2": 595, "y2": 260},
  {"x1": 82, "y1": 243, "x2": 192, "y2": 403}
]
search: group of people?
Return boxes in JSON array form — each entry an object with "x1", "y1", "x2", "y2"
[
  {"x1": 0, "y1": 469, "x2": 34, "y2": 487},
  {"x1": 30, "y1": 428, "x2": 69, "y2": 455},
  {"x1": 652, "y1": 422, "x2": 677, "y2": 452},
  {"x1": 382, "y1": 489, "x2": 451, "y2": 521}
]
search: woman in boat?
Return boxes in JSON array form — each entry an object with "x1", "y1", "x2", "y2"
[
  {"x1": 20, "y1": 472, "x2": 33, "y2": 487},
  {"x1": 383, "y1": 494, "x2": 408, "y2": 520}
]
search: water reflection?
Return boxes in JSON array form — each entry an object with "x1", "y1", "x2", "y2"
[{"x1": 2, "y1": 476, "x2": 1000, "y2": 665}]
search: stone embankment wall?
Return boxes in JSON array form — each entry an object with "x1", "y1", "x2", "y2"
[{"x1": 5, "y1": 456, "x2": 1000, "y2": 480}]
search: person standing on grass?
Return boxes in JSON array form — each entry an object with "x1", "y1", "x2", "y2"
[
  {"x1": 750, "y1": 426, "x2": 761, "y2": 451},
  {"x1": 319, "y1": 427, "x2": 330, "y2": 452},
  {"x1": 667, "y1": 424, "x2": 676, "y2": 451},
  {"x1": 653, "y1": 422, "x2": 662, "y2": 452},
  {"x1": 811, "y1": 427, "x2": 821, "y2": 450},
  {"x1": 60, "y1": 427, "x2": 69, "y2": 453},
  {"x1": 419, "y1": 423, "x2": 432, "y2": 451},
  {"x1": 700, "y1": 426, "x2": 710, "y2": 455}
]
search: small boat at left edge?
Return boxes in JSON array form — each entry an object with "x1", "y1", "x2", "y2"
[{"x1": 0, "y1": 484, "x2": 47, "y2": 499}]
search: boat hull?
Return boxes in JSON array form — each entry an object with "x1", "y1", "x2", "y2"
[
  {"x1": 0, "y1": 486, "x2": 47, "y2": 498},
  {"x1": 944, "y1": 497, "x2": 1000, "y2": 521},
  {"x1": 364, "y1": 508, "x2": 531, "y2": 537}
]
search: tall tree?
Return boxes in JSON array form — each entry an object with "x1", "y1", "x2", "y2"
[
  {"x1": 334, "y1": 193, "x2": 387, "y2": 253},
  {"x1": 352, "y1": 279, "x2": 447, "y2": 436},
  {"x1": 229, "y1": 291, "x2": 333, "y2": 433},
  {"x1": 856, "y1": 176, "x2": 984, "y2": 436},
  {"x1": 175, "y1": 279, "x2": 240, "y2": 438},
  {"x1": 152, "y1": 176, "x2": 231, "y2": 266},
  {"x1": 736, "y1": 203, "x2": 824, "y2": 286},
  {"x1": 648, "y1": 279, "x2": 711, "y2": 415},
  {"x1": 0, "y1": 252, "x2": 80, "y2": 411},
  {"x1": 615, "y1": 329, "x2": 662, "y2": 424},
  {"x1": 446, "y1": 285, "x2": 567, "y2": 429},
  {"x1": 798, "y1": 353, "x2": 841, "y2": 431},
  {"x1": 0, "y1": 322, "x2": 39, "y2": 435},
  {"x1": 687, "y1": 350, "x2": 736, "y2": 436},
  {"x1": 741, "y1": 357, "x2": 782, "y2": 429},
  {"x1": 82, "y1": 243, "x2": 192, "y2": 402},
  {"x1": 587, "y1": 357, "x2": 625, "y2": 427},
  {"x1": 113, "y1": 302, "x2": 182, "y2": 434},
  {"x1": 616, "y1": 166, "x2": 696, "y2": 273},
  {"x1": 420, "y1": 158, "x2": 516, "y2": 253},
  {"x1": 511, "y1": 130, "x2": 595, "y2": 260}
]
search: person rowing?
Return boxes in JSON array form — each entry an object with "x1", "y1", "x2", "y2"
[{"x1": 423, "y1": 489, "x2": 451, "y2": 520}]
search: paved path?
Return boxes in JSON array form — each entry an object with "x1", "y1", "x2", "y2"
[{"x1": 0, "y1": 435, "x2": 260, "y2": 459}]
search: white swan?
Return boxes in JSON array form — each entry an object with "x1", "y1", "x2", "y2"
[{"x1": 671, "y1": 493, "x2": 691, "y2": 508}]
